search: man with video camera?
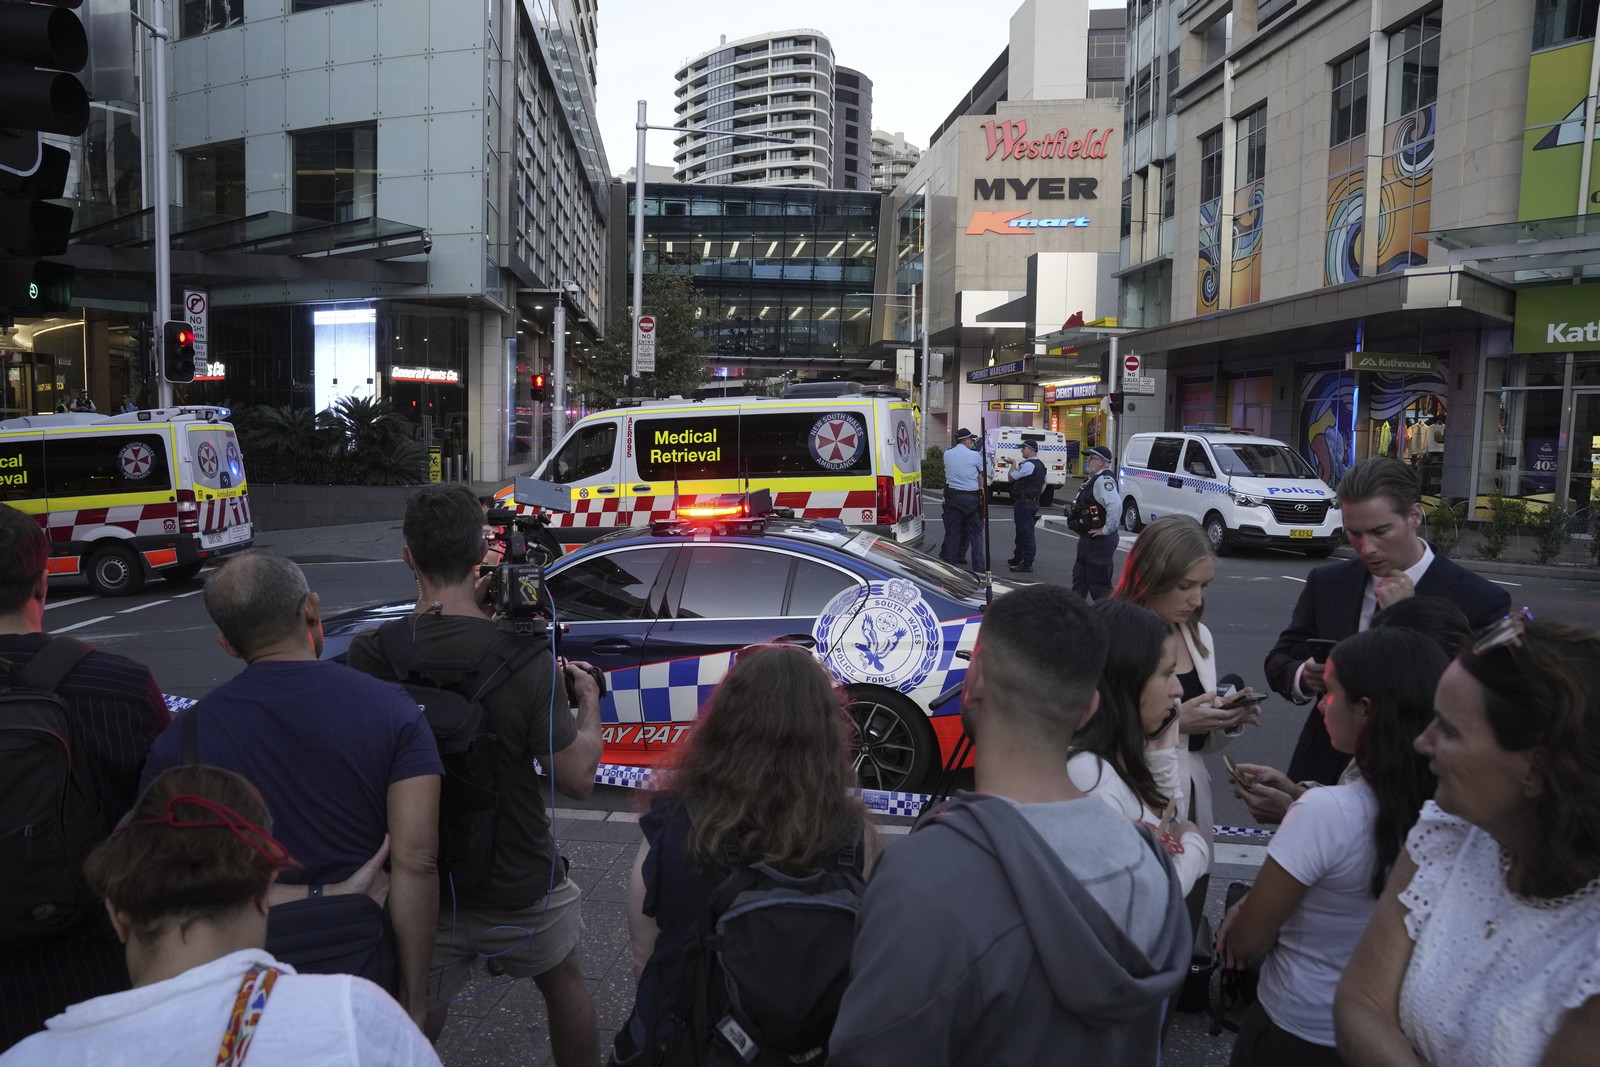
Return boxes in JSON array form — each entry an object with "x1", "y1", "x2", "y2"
[{"x1": 347, "y1": 485, "x2": 603, "y2": 1064}]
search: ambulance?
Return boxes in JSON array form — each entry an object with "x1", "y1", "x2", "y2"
[
  {"x1": 0, "y1": 407, "x2": 254, "y2": 596},
  {"x1": 984, "y1": 426, "x2": 1070, "y2": 505},
  {"x1": 498, "y1": 392, "x2": 924, "y2": 547}
]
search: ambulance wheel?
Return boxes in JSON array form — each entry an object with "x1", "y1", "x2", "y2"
[
  {"x1": 1120, "y1": 498, "x2": 1142, "y2": 533},
  {"x1": 1203, "y1": 512, "x2": 1233, "y2": 556},
  {"x1": 161, "y1": 562, "x2": 205, "y2": 583},
  {"x1": 87, "y1": 544, "x2": 146, "y2": 597},
  {"x1": 843, "y1": 688, "x2": 934, "y2": 793}
]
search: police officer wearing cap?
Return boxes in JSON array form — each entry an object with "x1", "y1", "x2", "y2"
[
  {"x1": 940, "y1": 428, "x2": 986, "y2": 572},
  {"x1": 1069, "y1": 445, "x2": 1120, "y2": 598},
  {"x1": 1007, "y1": 440, "x2": 1047, "y2": 573}
]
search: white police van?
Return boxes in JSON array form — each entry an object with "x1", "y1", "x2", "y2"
[
  {"x1": 984, "y1": 427, "x2": 1069, "y2": 504},
  {"x1": 1118, "y1": 428, "x2": 1341, "y2": 555}
]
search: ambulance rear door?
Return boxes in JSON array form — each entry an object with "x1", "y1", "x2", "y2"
[{"x1": 183, "y1": 421, "x2": 252, "y2": 551}]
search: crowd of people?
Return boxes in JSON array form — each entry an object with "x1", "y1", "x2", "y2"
[{"x1": 3, "y1": 454, "x2": 1600, "y2": 1067}]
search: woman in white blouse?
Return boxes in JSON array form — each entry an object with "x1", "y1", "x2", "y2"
[
  {"x1": 1216, "y1": 628, "x2": 1447, "y2": 1065},
  {"x1": 1068, "y1": 599, "x2": 1208, "y2": 893},
  {"x1": 1335, "y1": 616, "x2": 1600, "y2": 1066}
]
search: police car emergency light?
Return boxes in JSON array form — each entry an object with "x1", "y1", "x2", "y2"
[{"x1": 655, "y1": 489, "x2": 788, "y2": 535}]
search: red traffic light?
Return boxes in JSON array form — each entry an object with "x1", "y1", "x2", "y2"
[
  {"x1": 175, "y1": 326, "x2": 194, "y2": 346},
  {"x1": 532, "y1": 372, "x2": 546, "y2": 389}
]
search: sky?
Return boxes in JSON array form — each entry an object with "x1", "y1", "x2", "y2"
[{"x1": 592, "y1": 0, "x2": 1111, "y2": 175}]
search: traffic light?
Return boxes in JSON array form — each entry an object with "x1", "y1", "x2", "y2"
[
  {"x1": 1107, "y1": 392, "x2": 1125, "y2": 415},
  {"x1": 530, "y1": 372, "x2": 548, "y2": 401},
  {"x1": 163, "y1": 321, "x2": 196, "y2": 384},
  {"x1": 0, "y1": 1, "x2": 89, "y2": 317},
  {"x1": 130, "y1": 320, "x2": 152, "y2": 375}
]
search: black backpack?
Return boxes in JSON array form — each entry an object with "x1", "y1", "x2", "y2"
[
  {"x1": 657, "y1": 839, "x2": 865, "y2": 1067},
  {"x1": 0, "y1": 636, "x2": 103, "y2": 951},
  {"x1": 376, "y1": 619, "x2": 545, "y2": 891}
]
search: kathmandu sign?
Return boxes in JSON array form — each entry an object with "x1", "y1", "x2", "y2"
[
  {"x1": 1513, "y1": 283, "x2": 1600, "y2": 353},
  {"x1": 981, "y1": 120, "x2": 1115, "y2": 161}
]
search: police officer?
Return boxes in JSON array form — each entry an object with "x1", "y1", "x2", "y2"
[
  {"x1": 1070, "y1": 445, "x2": 1120, "y2": 599},
  {"x1": 940, "y1": 428, "x2": 986, "y2": 572},
  {"x1": 1007, "y1": 440, "x2": 1047, "y2": 573}
]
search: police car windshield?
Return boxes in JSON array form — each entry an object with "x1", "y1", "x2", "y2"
[
  {"x1": 1210, "y1": 443, "x2": 1320, "y2": 479},
  {"x1": 845, "y1": 533, "x2": 986, "y2": 601}
]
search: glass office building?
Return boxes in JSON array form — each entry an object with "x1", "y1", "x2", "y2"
[{"x1": 612, "y1": 183, "x2": 882, "y2": 378}]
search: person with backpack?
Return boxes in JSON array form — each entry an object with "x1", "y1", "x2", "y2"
[
  {"x1": 137, "y1": 551, "x2": 443, "y2": 1028},
  {"x1": 829, "y1": 585, "x2": 1190, "y2": 1066},
  {"x1": 1, "y1": 763, "x2": 442, "y2": 1066},
  {"x1": 345, "y1": 484, "x2": 603, "y2": 1062},
  {"x1": 1067, "y1": 444, "x2": 1120, "y2": 599},
  {"x1": 0, "y1": 504, "x2": 171, "y2": 1052},
  {"x1": 610, "y1": 642, "x2": 872, "y2": 1067}
]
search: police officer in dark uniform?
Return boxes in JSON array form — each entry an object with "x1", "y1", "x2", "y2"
[
  {"x1": 1069, "y1": 444, "x2": 1121, "y2": 600},
  {"x1": 1007, "y1": 440, "x2": 1047, "y2": 573}
]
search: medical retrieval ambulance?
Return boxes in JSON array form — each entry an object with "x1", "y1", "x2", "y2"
[
  {"x1": 498, "y1": 392, "x2": 924, "y2": 547},
  {"x1": 0, "y1": 407, "x2": 254, "y2": 596}
]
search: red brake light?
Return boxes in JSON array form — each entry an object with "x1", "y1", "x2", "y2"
[
  {"x1": 876, "y1": 476, "x2": 894, "y2": 526},
  {"x1": 176, "y1": 489, "x2": 199, "y2": 533}
]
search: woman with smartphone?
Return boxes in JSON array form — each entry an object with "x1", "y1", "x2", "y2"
[
  {"x1": 1215, "y1": 628, "x2": 1447, "y2": 1066},
  {"x1": 1067, "y1": 600, "x2": 1209, "y2": 894},
  {"x1": 1113, "y1": 516, "x2": 1263, "y2": 924}
]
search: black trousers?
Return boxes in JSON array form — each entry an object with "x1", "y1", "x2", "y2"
[{"x1": 1229, "y1": 1000, "x2": 1345, "y2": 1067}]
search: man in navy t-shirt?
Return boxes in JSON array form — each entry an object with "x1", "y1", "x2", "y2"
[{"x1": 140, "y1": 551, "x2": 442, "y2": 1026}]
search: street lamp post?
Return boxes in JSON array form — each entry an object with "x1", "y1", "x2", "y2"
[
  {"x1": 630, "y1": 101, "x2": 793, "y2": 385},
  {"x1": 552, "y1": 289, "x2": 568, "y2": 444}
]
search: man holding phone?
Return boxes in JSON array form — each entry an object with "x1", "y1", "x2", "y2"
[{"x1": 1264, "y1": 457, "x2": 1509, "y2": 785}]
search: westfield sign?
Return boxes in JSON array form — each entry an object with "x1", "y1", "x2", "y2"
[{"x1": 981, "y1": 119, "x2": 1114, "y2": 161}]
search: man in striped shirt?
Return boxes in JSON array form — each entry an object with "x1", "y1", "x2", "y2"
[{"x1": 0, "y1": 505, "x2": 171, "y2": 1052}]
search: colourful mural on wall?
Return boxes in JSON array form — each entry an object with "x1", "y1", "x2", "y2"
[
  {"x1": 1300, "y1": 370, "x2": 1356, "y2": 486},
  {"x1": 1520, "y1": 38, "x2": 1600, "y2": 221},
  {"x1": 1376, "y1": 103, "x2": 1434, "y2": 273},
  {"x1": 1197, "y1": 197, "x2": 1222, "y2": 314},
  {"x1": 1231, "y1": 181, "x2": 1264, "y2": 305},
  {"x1": 1324, "y1": 139, "x2": 1364, "y2": 286}
]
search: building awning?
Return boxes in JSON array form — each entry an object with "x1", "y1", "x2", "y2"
[
  {"x1": 1424, "y1": 213, "x2": 1600, "y2": 284},
  {"x1": 59, "y1": 203, "x2": 430, "y2": 302},
  {"x1": 1120, "y1": 265, "x2": 1514, "y2": 364}
]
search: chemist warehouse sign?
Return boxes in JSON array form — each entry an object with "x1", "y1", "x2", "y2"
[
  {"x1": 1514, "y1": 283, "x2": 1600, "y2": 353},
  {"x1": 964, "y1": 117, "x2": 1117, "y2": 236}
]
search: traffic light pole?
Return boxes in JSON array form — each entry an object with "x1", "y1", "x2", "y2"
[
  {"x1": 133, "y1": 0, "x2": 173, "y2": 406},
  {"x1": 552, "y1": 295, "x2": 567, "y2": 444}
]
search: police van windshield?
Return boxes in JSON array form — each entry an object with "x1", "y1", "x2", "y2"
[
  {"x1": 1210, "y1": 442, "x2": 1320, "y2": 480},
  {"x1": 845, "y1": 532, "x2": 985, "y2": 601}
]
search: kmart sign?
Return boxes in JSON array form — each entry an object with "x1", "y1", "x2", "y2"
[{"x1": 1515, "y1": 284, "x2": 1600, "y2": 352}]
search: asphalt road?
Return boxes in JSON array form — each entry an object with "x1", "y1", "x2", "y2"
[{"x1": 39, "y1": 503, "x2": 1600, "y2": 832}]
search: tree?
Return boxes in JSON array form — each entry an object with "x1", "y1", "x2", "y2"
[{"x1": 586, "y1": 272, "x2": 709, "y2": 407}]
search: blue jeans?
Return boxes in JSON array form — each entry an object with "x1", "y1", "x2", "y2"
[
  {"x1": 940, "y1": 490, "x2": 985, "y2": 571},
  {"x1": 1012, "y1": 499, "x2": 1039, "y2": 563}
]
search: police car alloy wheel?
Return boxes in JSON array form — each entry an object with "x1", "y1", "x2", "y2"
[
  {"x1": 1203, "y1": 512, "x2": 1232, "y2": 556},
  {"x1": 842, "y1": 688, "x2": 934, "y2": 793},
  {"x1": 1120, "y1": 498, "x2": 1142, "y2": 533}
]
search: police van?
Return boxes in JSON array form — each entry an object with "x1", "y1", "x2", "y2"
[
  {"x1": 0, "y1": 407, "x2": 253, "y2": 595},
  {"x1": 1118, "y1": 428, "x2": 1341, "y2": 555},
  {"x1": 984, "y1": 426, "x2": 1070, "y2": 504},
  {"x1": 499, "y1": 392, "x2": 924, "y2": 546}
]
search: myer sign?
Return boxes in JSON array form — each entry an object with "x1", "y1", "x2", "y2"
[{"x1": 1515, "y1": 283, "x2": 1600, "y2": 353}]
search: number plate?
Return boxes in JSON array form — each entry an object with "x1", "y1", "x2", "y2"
[
  {"x1": 202, "y1": 524, "x2": 252, "y2": 549},
  {"x1": 1289, "y1": 528, "x2": 1314, "y2": 540}
]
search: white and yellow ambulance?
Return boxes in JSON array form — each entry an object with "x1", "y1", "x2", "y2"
[
  {"x1": 0, "y1": 407, "x2": 253, "y2": 595},
  {"x1": 498, "y1": 392, "x2": 925, "y2": 547}
]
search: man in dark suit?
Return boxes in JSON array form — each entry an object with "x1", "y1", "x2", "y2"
[{"x1": 1266, "y1": 457, "x2": 1511, "y2": 785}]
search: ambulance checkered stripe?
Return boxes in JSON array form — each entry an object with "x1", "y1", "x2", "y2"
[
  {"x1": 521, "y1": 489, "x2": 885, "y2": 528},
  {"x1": 199, "y1": 495, "x2": 251, "y2": 532},
  {"x1": 42, "y1": 503, "x2": 181, "y2": 541}
]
